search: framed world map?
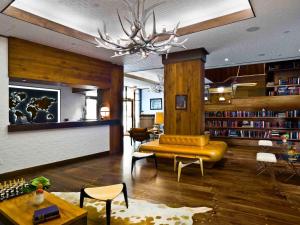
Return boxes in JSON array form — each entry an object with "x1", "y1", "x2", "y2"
[{"x1": 9, "y1": 85, "x2": 60, "y2": 124}]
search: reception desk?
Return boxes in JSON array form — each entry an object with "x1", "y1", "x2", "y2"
[{"x1": 7, "y1": 120, "x2": 120, "y2": 132}]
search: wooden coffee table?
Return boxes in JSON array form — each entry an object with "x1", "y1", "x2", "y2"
[{"x1": 0, "y1": 191, "x2": 87, "y2": 225}]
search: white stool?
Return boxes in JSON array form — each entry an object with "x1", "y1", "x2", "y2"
[
  {"x1": 131, "y1": 152, "x2": 157, "y2": 173},
  {"x1": 174, "y1": 156, "x2": 204, "y2": 182},
  {"x1": 256, "y1": 152, "x2": 277, "y2": 175}
]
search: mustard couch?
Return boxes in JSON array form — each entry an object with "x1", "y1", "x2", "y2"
[{"x1": 139, "y1": 134, "x2": 227, "y2": 162}]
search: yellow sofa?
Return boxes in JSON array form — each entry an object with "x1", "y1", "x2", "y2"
[{"x1": 139, "y1": 134, "x2": 227, "y2": 162}]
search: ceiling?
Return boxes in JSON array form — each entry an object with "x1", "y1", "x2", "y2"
[{"x1": 1, "y1": 0, "x2": 300, "y2": 80}]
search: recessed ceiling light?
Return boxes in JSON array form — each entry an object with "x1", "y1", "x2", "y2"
[
  {"x1": 224, "y1": 58, "x2": 229, "y2": 62},
  {"x1": 298, "y1": 49, "x2": 300, "y2": 52},
  {"x1": 246, "y1": 26, "x2": 260, "y2": 32}
]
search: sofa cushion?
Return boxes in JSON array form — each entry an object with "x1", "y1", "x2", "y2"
[
  {"x1": 140, "y1": 139, "x2": 227, "y2": 162},
  {"x1": 159, "y1": 134, "x2": 209, "y2": 147}
]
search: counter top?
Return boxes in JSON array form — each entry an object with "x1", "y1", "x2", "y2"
[{"x1": 7, "y1": 120, "x2": 120, "y2": 132}]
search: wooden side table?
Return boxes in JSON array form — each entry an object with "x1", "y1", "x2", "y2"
[
  {"x1": 0, "y1": 191, "x2": 87, "y2": 225},
  {"x1": 174, "y1": 155, "x2": 204, "y2": 182}
]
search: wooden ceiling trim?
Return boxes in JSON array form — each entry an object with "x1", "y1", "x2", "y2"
[
  {"x1": 3, "y1": 6, "x2": 254, "y2": 44},
  {"x1": 3, "y1": 6, "x2": 97, "y2": 44},
  {"x1": 177, "y1": 9, "x2": 254, "y2": 37}
]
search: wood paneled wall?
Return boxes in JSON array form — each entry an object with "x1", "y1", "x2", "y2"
[
  {"x1": 102, "y1": 67, "x2": 124, "y2": 154},
  {"x1": 205, "y1": 95, "x2": 300, "y2": 112},
  {"x1": 8, "y1": 38, "x2": 114, "y2": 88},
  {"x1": 163, "y1": 49, "x2": 208, "y2": 135},
  {"x1": 8, "y1": 37, "x2": 124, "y2": 154}
]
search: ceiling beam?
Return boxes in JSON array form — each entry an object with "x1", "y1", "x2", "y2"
[{"x1": 2, "y1": 5, "x2": 255, "y2": 45}]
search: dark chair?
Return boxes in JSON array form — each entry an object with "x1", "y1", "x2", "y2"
[
  {"x1": 128, "y1": 128, "x2": 150, "y2": 146},
  {"x1": 80, "y1": 183, "x2": 128, "y2": 225}
]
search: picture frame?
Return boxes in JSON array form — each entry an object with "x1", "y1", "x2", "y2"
[
  {"x1": 150, "y1": 98, "x2": 162, "y2": 110},
  {"x1": 175, "y1": 95, "x2": 187, "y2": 110}
]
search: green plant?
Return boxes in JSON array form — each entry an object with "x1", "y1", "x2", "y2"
[{"x1": 30, "y1": 176, "x2": 51, "y2": 190}]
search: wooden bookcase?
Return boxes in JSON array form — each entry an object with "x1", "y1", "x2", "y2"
[
  {"x1": 266, "y1": 60, "x2": 300, "y2": 96},
  {"x1": 205, "y1": 95, "x2": 300, "y2": 147}
]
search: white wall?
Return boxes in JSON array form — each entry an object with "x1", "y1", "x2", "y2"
[
  {"x1": 141, "y1": 89, "x2": 164, "y2": 115},
  {"x1": 0, "y1": 37, "x2": 109, "y2": 174},
  {"x1": 10, "y1": 82, "x2": 86, "y2": 122}
]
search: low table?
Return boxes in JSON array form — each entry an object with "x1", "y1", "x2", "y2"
[
  {"x1": 0, "y1": 191, "x2": 87, "y2": 225},
  {"x1": 174, "y1": 155, "x2": 204, "y2": 182},
  {"x1": 275, "y1": 153, "x2": 300, "y2": 181}
]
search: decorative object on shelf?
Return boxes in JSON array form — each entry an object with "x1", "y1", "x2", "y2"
[
  {"x1": 150, "y1": 98, "x2": 162, "y2": 110},
  {"x1": 100, "y1": 106, "x2": 110, "y2": 120},
  {"x1": 0, "y1": 178, "x2": 30, "y2": 201},
  {"x1": 175, "y1": 95, "x2": 187, "y2": 110},
  {"x1": 95, "y1": 0, "x2": 188, "y2": 58}
]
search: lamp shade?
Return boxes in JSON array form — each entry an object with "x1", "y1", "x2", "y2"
[
  {"x1": 155, "y1": 112, "x2": 164, "y2": 124},
  {"x1": 100, "y1": 107, "x2": 110, "y2": 118}
]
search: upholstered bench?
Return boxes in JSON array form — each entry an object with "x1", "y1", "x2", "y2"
[{"x1": 139, "y1": 134, "x2": 227, "y2": 164}]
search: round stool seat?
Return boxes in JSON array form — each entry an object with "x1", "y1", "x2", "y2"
[
  {"x1": 256, "y1": 152, "x2": 277, "y2": 163},
  {"x1": 84, "y1": 184, "x2": 123, "y2": 201},
  {"x1": 132, "y1": 152, "x2": 154, "y2": 158}
]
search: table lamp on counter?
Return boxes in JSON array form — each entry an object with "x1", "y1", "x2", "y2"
[
  {"x1": 154, "y1": 112, "x2": 164, "y2": 132},
  {"x1": 100, "y1": 107, "x2": 110, "y2": 120}
]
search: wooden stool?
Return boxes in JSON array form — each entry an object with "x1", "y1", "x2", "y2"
[
  {"x1": 131, "y1": 152, "x2": 157, "y2": 173},
  {"x1": 80, "y1": 183, "x2": 128, "y2": 225},
  {"x1": 174, "y1": 156, "x2": 204, "y2": 182}
]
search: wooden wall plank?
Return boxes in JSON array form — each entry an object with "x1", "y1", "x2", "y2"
[
  {"x1": 205, "y1": 95, "x2": 300, "y2": 112},
  {"x1": 164, "y1": 58, "x2": 205, "y2": 135},
  {"x1": 8, "y1": 37, "x2": 114, "y2": 88}
]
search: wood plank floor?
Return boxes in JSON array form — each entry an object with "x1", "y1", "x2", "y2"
[{"x1": 1, "y1": 138, "x2": 300, "y2": 225}]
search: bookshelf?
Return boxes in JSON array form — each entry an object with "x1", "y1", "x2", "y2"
[
  {"x1": 205, "y1": 109, "x2": 300, "y2": 142},
  {"x1": 267, "y1": 60, "x2": 300, "y2": 96}
]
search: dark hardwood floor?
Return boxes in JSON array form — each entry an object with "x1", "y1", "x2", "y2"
[{"x1": 1, "y1": 137, "x2": 300, "y2": 225}]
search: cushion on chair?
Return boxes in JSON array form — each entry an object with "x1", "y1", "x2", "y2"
[
  {"x1": 256, "y1": 153, "x2": 277, "y2": 163},
  {"x1": 84, "y1": 184, "x2": 123, "y2": 201},
  {"x1": 132, "y1": 152, "x2": 154, "y2": 158}
]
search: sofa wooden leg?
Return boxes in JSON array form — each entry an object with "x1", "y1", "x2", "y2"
[
  {"x1": 198, "y1": 158, "x2": 204, "y2": 176},
  {"x1": 177, "y1": 162, "x2": 182, "y2": 182}
]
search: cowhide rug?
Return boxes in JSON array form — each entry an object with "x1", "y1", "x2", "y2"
[{"x1": 53, "y1": 192, "x2": 212, "y2": 225}]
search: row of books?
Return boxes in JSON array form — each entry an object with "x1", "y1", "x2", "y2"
[
  {"x1": 209, "y1": 130, "x2": 272, "y2": 139},
  {"x1": 205, "y1": 110, "x2": 300, "y2": 118},
  {"x1": 205, "y1": 120, "x2": 300, "y2": 129},
  {"x1": 209, "y1": 129, "x2": 300, "y2": 140},
  {"x1": 268, "y1": 86, "x2": 300, "y2": 96},
  {"x1": 278, "y1": 77, "x2": 300, "y2": 85}
]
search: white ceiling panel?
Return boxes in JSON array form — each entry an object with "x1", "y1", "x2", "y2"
[{"x1": 12, "y1": 0, "x2": 251, "y2": 37}]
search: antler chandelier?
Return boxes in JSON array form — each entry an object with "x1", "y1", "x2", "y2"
[{"x1": 95, "y1": 0, "x2": 188, "y2": 58}]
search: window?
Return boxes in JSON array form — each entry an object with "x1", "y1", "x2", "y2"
[{"x1": 85, "y1": 90, "x2": 98, "y2": 120}]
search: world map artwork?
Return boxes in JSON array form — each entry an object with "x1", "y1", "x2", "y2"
[{"x1": 9, "y1": 86, "x2": 59, "y2": 124}]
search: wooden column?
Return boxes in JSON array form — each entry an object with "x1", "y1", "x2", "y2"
[
  {"x1": 102, "y1": 66, "x2": 124, "y2": 154},
  {"x1": 162, "y1": 48, "x2": 208, "y2": 135}
]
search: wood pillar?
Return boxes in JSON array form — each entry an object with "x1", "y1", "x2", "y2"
[
  {"x1": 102, "y1": 66, "x2": 124, "y2": 154},
  {"x1": 162, "y1": 48, "x2": 208, "y2": 135}
]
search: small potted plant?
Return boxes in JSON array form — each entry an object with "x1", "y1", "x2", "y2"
[{"x1": 30, "y1": 176, "x2": 51, "y2": 205}]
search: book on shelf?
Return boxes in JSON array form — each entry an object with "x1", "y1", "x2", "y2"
[{"x1": 205, "y1": 109, "x2": 300, "y2": 118}]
